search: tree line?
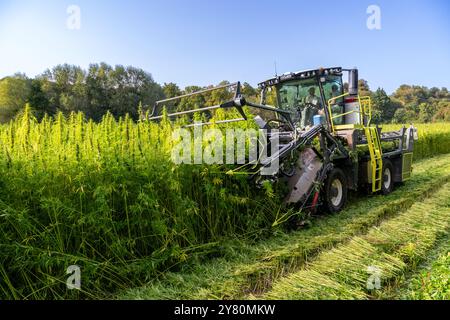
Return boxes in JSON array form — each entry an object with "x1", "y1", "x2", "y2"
[
  {"x1": 0, "y1": 63, "x2": 448, "y2": 124},
  {"x1": 358, "y1": 80, "x2": 450, "y2": 123},
  {"x1": 0, "y1": 63, "x2": 164, "y2": 122}
]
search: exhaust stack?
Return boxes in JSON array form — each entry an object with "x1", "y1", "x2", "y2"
[{"x1": 348, "y1": 68, "x2": 359, "y2": 95}]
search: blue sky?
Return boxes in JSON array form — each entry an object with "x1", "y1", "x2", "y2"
[{"x1": 0, "y1": 0, "x2": 449, "y2": 93}]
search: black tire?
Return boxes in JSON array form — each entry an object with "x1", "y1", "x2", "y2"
[
  {"x1": 323, "y1": 168, "x2": 348, "y2": 213},
  {"x1": 381, "y1": 159, "x2": 394, "y2": 195}
]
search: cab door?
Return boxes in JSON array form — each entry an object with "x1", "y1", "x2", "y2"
[{"x1": 321, "y1": 75, "x2": 345, "y2": 126}]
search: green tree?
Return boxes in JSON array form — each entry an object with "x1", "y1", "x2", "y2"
[
  {"x1": 358, "y1": 79, "x2": 372, "y2": 97},
  {"x1": 28, "y1": 78, "x2": 52, "y2": 119},
  {"x1": 371, "y1": 88, "x2": 399, "y2": 123},
  {"x1": 418, "y1": 102, "x2": 436, "y2": 123},
  {"x1": 241, "y1": 82, "x2": 259, "y2": 102},
  {"x1": 108, "y1": 65, "x2": 163, "y2": 119},
  {"x1": 393, "y1": 85, "x2": 429, "y2": 106},
  {"x1": 39, "y1": 64, "x2": 87, "y2": 115},
  {"x1": 179, "y1": 85, "x2": 205, "y2": 112},
  {"x1": 392, "y1": 108, "x2": 408, "y2": 123},
  {"x1": 86, "y1": 63, "x2": 114, "y2": 120},
  {"x1": 0, "y1": 75, "x2": 31, "y2": 122},
  {"x1": 433, "y1": 100, "x2": 450, "y2": 121},
  {"x1": 162, "y1": 82, "x2": 182, "y2": 99}
]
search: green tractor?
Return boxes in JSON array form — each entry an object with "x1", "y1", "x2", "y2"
[{"x1": 150, "y1": 67, "x2": 418, "y2": 213}]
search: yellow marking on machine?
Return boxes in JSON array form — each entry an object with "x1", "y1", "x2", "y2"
[
  {"x1": 365, "y1": 126, "x2": 383, "y2": 192},
  {"x1": 327, "y1": 94, "x2": 382, "y2": 192}
]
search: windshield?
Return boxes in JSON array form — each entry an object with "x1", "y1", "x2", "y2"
[{"x1": 277, "y1": 78, "x2": 323, "y2": 129}]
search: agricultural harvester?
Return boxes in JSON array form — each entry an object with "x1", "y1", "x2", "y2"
[{"x1": 149, "y1": 67, "x2": 418, "y2": 213}]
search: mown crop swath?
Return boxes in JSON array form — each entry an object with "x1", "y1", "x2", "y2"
[
  {"x1": 264, "y1": 183, "x2": 450, "y2": 300},
  {"x1": 0, "y1": 105, "x2": 449, "y2": 299},
  {"x1": 398, "y1": 234, "x2": 449, "y2": 300}
]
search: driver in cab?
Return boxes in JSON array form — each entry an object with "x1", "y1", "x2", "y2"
[
  {"x1": 304, "y1": 87, "x2": 321, "y2": 107},
  {"x1": 301, "y1": 87, "x2": 323, "y2": 128}
]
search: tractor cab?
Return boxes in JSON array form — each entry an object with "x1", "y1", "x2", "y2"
[{"x1": 258, "y1": 67, "x2": 366, "y2": 132}]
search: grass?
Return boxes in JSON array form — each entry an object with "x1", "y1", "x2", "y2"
[
  {"x1": 392, "y1": 234, "x2": 449, "y2": 300},
  {"x1": 401, "y1": 251, "x2": 449, "y2": 300},
  {"x1": 264, "y1": 182, "x2": 450, "y2": 299},
  {"x1": 120, "y1": 153, "x2": 450, "y2": 299}
]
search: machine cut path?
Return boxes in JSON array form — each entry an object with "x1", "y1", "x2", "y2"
[
  {"x1": 264, "y1": 182, "x2": 450, "y2": 299},
  {"x1": 121, "y1": 154, "x2": 450, "y2": 300}
]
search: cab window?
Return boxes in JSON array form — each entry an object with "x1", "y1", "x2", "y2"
[
  {"x1": 276, "y1": 79, "x2": 322, "y2": 129},
  {"x1": 322, "y1": 75, "x2": 344, "y2": 125}
]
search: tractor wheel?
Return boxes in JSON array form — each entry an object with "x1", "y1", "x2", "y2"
[
  {"x1": 381, "y1": 159, "x2": 394, "y2": 195},
  {"x1": 323, "y1": 168, "x2": 348, "y2": 213}
]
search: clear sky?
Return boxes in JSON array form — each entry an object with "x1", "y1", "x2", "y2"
[{"x1": 0, "y1": 0, "x2": 449, "y2": 93}]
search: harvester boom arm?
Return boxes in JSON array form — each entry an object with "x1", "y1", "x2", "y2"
[{"x1": 148, "y1": 81, "x2": 294, "y2": 128}]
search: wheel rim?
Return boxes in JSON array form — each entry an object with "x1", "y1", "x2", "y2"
[
  {"x1": 383, "y1": 168, "x2": 392, "y2": 190},
  {"x1": 330, "y1": 179, "x2": 343, "y2": 207}
]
